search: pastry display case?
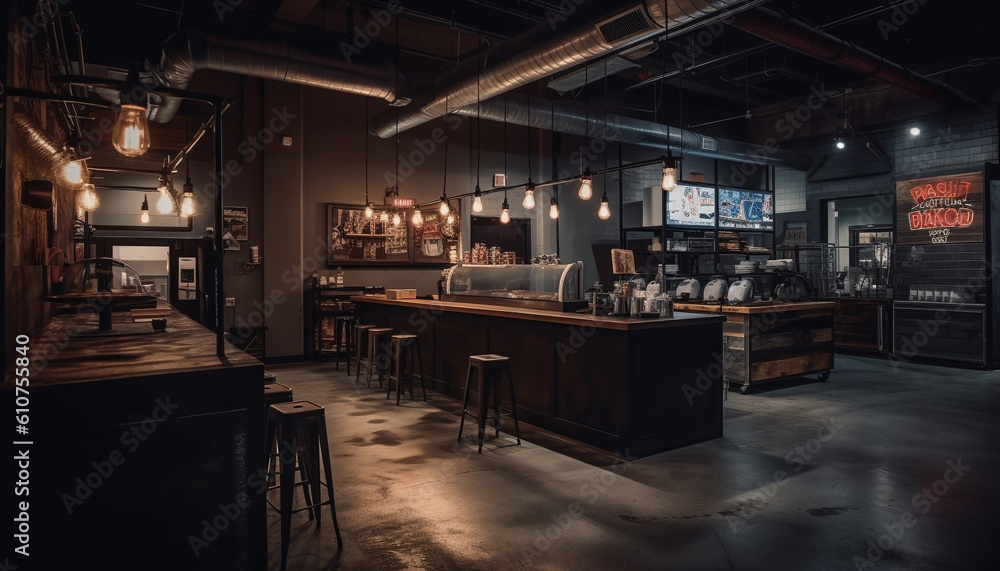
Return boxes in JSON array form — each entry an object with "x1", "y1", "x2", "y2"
[{"x1": 444, "y1": 261, "x2": 586, "y2": 312}]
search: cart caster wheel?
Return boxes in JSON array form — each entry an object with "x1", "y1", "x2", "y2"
[
  {"x1": 739, "y1": 384, "x2": 749, "y2": 394},
  {"x1": 817, "y1": 370, "x2": 830, "y2": 381}
]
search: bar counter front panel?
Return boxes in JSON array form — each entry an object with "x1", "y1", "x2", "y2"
[
  {"x1": 354, "y1": 297, "x2": 726, "y2": 457},
  {"x1": 2, "y1": 308, "x2": 265, "y2": 570}
]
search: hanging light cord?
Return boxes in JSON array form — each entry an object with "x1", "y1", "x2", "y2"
[
  {"x1": 365, "y1": 98, "x2": 370, "y2": 205},
  {"x1": 476, "y1": 22, "x2": 482, "y2": 187}
]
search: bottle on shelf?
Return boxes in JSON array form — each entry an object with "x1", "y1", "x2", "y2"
[{"x1": 336, "y1": 266, "x2": 344, "y2": 287}]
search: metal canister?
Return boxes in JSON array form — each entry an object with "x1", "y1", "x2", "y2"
[{"x1": 659, "y1": 294, "x2": 674, "y2": 317}]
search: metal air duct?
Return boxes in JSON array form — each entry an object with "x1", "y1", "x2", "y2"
[
  {"x1": 151, "y1": 28, "x2": 410, "y2": 123},
  {"x1": 729, "y1": 8, "x2": 968, "y2": 108},
  {"x1": 372, "y1": 0, "x2": 750, "y2": 138},
  {"x1": 452, "y1": 93, "x2": 812, "y2": 169}
]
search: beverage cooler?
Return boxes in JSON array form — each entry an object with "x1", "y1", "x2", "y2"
[{"x1": 890, "y1": 164, "x2": 999, "y2": 368}]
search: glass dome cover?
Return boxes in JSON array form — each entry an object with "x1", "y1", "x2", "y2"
[{"x1": 57, "y1": 257, "x2": 152, "y2": 298}]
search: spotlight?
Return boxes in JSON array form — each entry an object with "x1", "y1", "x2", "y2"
[
  {"x1": 909, "y1": 126, "x2": 921, "y2": 136},
  {"x1": 834, "y1": 137, "x2": 845, "y2": 150}
]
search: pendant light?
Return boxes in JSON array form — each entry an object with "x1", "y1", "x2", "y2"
[
  {"x1": 112, "y1": 67, "x2": 151, "y2": 157},
  {"x1": 380, "y1": 209, "x2": 389, "y2": 223},
  {"x1": 579, "y1": 171, "x2": 593, "y2": 200},
  {"x1": 500, "y1": 95, "x2": 510, "y2": 224},
  {"x1": 578, "y1": 65, "x2": 593, "y2": 200},
  {"x1": 63, "y1": 158, "x2": 90, "y2": 189},
  {"x1": 140, "y1": 194, "x2": 150, "y2": 224},
  {"x1": 500, "y1": 193, "x2": 510, "y2": 224},
  {"x1": 155, "y1": 158, "x2": 177, "y2": 214},
  {"x1": 412, "y1": 208, "x2": 423, "y2": 227},
  {"x1": 598, "y1": 191, "x2": 611, "y2": 220},
  {"x1": 77, "y1": 183, "x2": 100, "y2": 211},
  {"x1": 523, "y1": 94, "x2": 535, "y2": 209},
  {"x1": 440, "y1": 93, "x2": 451, "y2": 217},
  {"x1": 548, "y1": 194, "x2": 559, "y2": 220},
  {"x1": 472, "y1": 185, "x2": 483, "y2": 213},
  {"x1": 661, "y1": 151, "x2": 678, "y2": 191},
  {"x1": 392, "y1": 211, "x2": 401, "y2": 227},
  {"x1": 364, "y1": 100, "x2": 374, "y2": 218},
  {"x1": 178, "y1": 120, "x2": 196, "y2": 217}
]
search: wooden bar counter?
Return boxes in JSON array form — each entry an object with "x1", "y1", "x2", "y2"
[
  {"x1": 353, "y1": 296, "x2": 726, "y2": 457},
  {"x1": 2, "y1": 307, "x2": 265, "y2": 570},
  {"x1": 674, "y1": 301, "x2": 835, "y2": 392}
]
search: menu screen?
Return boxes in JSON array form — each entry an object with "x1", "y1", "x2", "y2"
[
  {"x1": 717, "y1": 188, "x2": 774, "y2": 230},
  {"x1": 666, "y1": 184, "x2": 716, "y2": 228}
]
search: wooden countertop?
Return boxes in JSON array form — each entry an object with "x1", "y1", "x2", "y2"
[
  {"x1": 673, "y1": 301, "x2": 836, "y2": 314},
  {"x1": 352, "y1": 295, "x2": 724, "y2": 331},
  {"x1": 4, "y1": 306, "x2": 260, "y2": 389}
]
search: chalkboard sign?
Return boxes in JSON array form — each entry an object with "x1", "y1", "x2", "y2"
[{"x1": 895, "y1": 171, "x2": 983, "y2": 245}]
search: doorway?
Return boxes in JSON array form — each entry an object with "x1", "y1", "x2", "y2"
[
  {"x1": 470, "y1": 216, "x2": 531, "y2": 263},
  {"x1": 113, "y1": 245, "x2": 170, "y2": 303}
]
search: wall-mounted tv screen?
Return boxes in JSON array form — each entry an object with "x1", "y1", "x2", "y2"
[
  {"x1": 717, "y1": 188, "x2": 774, "y2": 230},
  {"x1": 666, "y1": 183, "x2": 716, "y2": 228}
]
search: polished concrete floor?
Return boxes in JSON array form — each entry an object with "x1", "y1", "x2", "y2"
[{"x1": 263, "y1": 354, "x2": 999, "y2": 570}]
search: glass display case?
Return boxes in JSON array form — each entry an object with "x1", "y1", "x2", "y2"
[{"x1": 444, "y1": 261, "x2": 586, "y2": 312}]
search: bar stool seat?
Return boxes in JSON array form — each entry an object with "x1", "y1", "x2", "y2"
[
  {"x1": 333, "y1": 315, "x2": 356, "y2": 374},
  {"x1": 353, "y1": 325, "x2": 377, "y2": 384},
  {"x1": 366, "y1": 327, "x2": 394, "y2": 388},
  {"x1": 264, "y1": 382, "x2": 293, "y2": 407},
  {"x1": 457, "y1": 354, "x2": 522, "y2": 453},
  {"x1": 264, "y1": 400, "x2": 343, "y2": 569},
  {"x1": 387, "y1": 334, "x2": 427, "y2": 405},
  {"x1": 263, "y1": 371, "x2": 277, "y2": 385}
]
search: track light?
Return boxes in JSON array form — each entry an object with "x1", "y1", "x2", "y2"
[{"x1": 598, "y1": 191, "x2": 611, "y2": 220}]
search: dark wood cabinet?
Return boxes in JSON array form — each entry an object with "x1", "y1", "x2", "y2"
[{"x1": 832, "y1": 298, "x2": 892, "y2": 353}]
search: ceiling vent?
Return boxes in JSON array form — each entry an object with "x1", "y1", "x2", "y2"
[{"x1": 598, "y1": 7, "x2": 657, "y2": 46}]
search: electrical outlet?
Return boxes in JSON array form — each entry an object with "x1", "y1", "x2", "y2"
[{"x1": 225, "y1": 297, "x2": 236, "y2": 307}]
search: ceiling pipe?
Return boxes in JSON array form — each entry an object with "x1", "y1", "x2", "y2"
[
  {"x1": 151, "y1": 27, "x2": 410, "y2": 123},
  {"x1": 452, "y1": 93, "x2": 813, "y2": 170},
  {"x1": 372, "y1": 0, "x2": 752, "y2": 138},
  {"x1": 729, "y1": 7, "x2": 969, "y2": 108}
]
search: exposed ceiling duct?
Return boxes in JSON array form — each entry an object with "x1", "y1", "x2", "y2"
[
  {"x1": 452, "y1": 93, "x2": 813, "y2": 170},
  {"x1": 547, "y1": 57, "x2": 639, "y2": 95},
  {"x1": 150, "y1": 28, "x2": 410, "y2": 123},
  {"x1": 11, "y1": 109, "x2": 78, "y2": 184},
  {"x1": 372, "y1": 0, "x2": 753, "y2": 138},
  {"x1": 729, "y1": 7, "x2": 969, "y2": 108}
]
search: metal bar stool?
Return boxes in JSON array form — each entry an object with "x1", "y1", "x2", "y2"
[
  {"x1": 333, "y1": 315, "x2": 356, "y2": 374},
  {"x1": 262, "y1": 383, "x2": 311, "y2": 509},
  {"x1": 353, "y1": 324, "x2": 377, "y2": 384},
  {"x1": 264, "y1": 401, "x2": 343, "y2": 569},
  {"x1": 457, "y1": 354, "x2": 522, "y2": 453},
  {"x1": 387, "y1": 334, "x2": 427, "y2": 405},
  {"x1": 365, "y1": 327, "x2": 394, "y2": 388}
]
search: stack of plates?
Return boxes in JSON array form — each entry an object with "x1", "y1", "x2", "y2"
[
  {"x1": 735, "y1": 261, "x2": 757, "y2": 274},
  {"x1": 764, "y1": 259, "x2": 794, "y2": 271},
  {"x1": 661, "y1": 264, "x2": 680, "y2": 274}
]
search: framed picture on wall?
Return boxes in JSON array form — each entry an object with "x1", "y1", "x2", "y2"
[
  {"x1": 411, "y1": 203, "x2": 461, "y2": 264},
  {"x1": 326, "y1": 203, "x2": 410, "y2": 265},
  {"x1": 222, "y1": 206, "x2": 249, "y2": 241}
]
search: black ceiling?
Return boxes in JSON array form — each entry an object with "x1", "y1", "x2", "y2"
[{"x1": 62, "y1": 0, "x2": 1000, "y2": 144}]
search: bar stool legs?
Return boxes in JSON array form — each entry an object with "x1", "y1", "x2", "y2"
[
  {"x1": 354, "y1": 325, "x2": 377, "y2": 385},
  {"x1": 387, "y1": 334, "x2": 426, "y2": 405},
  {"x1": 365, "y1": 328, "x2": 393, "y2": 389},
  {"x1": 265, "y1": 401, "x2": 343, "y2": 569},
  {"x1": 457, "y1": 354, "x2": 521, "y2": 453},
  {"x1": 334, "y1": 316, "x2": 356, "y2": 374}
]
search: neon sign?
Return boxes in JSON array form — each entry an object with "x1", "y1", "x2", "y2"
[{"x1": 896, "y1": 172, "x2": 982, "y2": 245}]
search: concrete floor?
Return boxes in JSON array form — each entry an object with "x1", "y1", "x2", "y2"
[{"x1": 263, "y1": 354, "x2": 999, "y2": 570}]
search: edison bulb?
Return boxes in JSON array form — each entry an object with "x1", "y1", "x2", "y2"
[
  {"x1": 661, "y1": 167, "x2": 676, "y2": 191},
  {"x1": 112, "y1": 104, "x2": 151, "y2": 157},
  {"x1": 598, "y1": 195, "x2": 611, "y2": 220},
  {"x1": 63, "y1": 159, "x2": 90, "y2": 188},
  {"x1": 392, "y1": 212, "x2": 401, "y2": 226},
  {"x1": 412, "y1": 209, "x2": 423, "y2": 227},
  {"x1": 379, "y1": 210, "x2": 389, "y2": 223},
  {"x1": 500, "y1": 198, "x2": 510, "y2": 224},
  {"x1": 364, "y1": 203, "x2": 374, "y2": 218},
  {"x1": 446, "y1": 212, "x2": 455, "y2": 225},
  {"x1": 140, "y1": 210, "x2": 150, "y2": 224},
  {"x1": 179, "y1": 192, "x2": 196, "y2": 217},
  {"x1": 77, "y1": 183, "x2": 100, "y2": 211},
  {"x1": 548, "y1": 199, "x2": 559, "y2": 220},
  {"x1": 522, "y1": 188, "x2": 535, "y2": 209},
  {"x1": 440, "y1": 199, "x2": 450, "y2": 216},
  {"x1": 156, "y1": 188, "x2": 176, "y2": 214},
  {"x1": 472, "y1": 195, "x2": 483, "y2": 212},
  {"x1": 578, "y1": 176, "x2": 593, "y2": 200}
]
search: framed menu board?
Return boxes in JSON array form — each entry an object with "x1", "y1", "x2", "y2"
[
  {"x1": 326, "y1": 204, "x2": 410, "y2": 265},
  {"x1": 895, "y1": 171, "x2": 983, "y2": 245},
  {"x1": 411, "y1": 203, "x2": 461, "y2": 264}
]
